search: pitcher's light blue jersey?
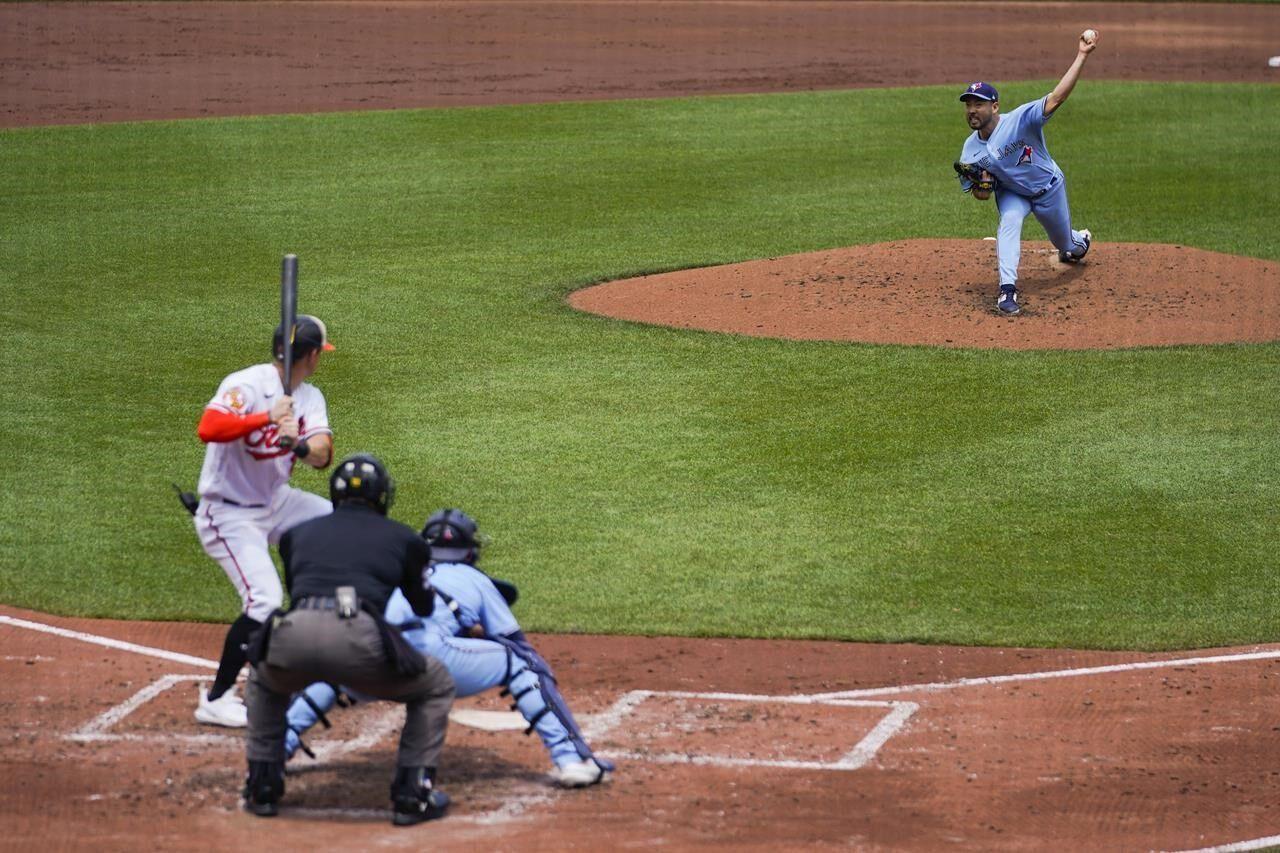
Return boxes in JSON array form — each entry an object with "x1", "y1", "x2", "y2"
[{"x1": 958, "y1": 96, "x2": 1063, "y2": 198}]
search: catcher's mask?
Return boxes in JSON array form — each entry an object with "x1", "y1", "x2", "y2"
[
  {"x1": 330, "y1": 454, "x2": 395, "y2": 514},
  {"x1": 421, "y1": 508, "x2": 481, "y2": 564}
]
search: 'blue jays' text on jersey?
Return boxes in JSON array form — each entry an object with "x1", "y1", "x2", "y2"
[{"x1": 958, "y1": 96, "x2": 1063, "y2": 198}]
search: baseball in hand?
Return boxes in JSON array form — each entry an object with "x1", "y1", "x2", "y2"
[{"x1": 1082, "y1": 29, "x2": 1097, "y2": 44}]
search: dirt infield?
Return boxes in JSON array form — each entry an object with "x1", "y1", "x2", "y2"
[
  {"x1": 4, "y1": 604, "x2": 1280, "y2": 851},
  {"x1": 571, "y1": 239, "x2": 1280, "y2": 349},
  {"x1": 3, "y1": 1, "x2": 1279, "y2": 127}
]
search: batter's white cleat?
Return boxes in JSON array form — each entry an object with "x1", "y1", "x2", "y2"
[
  {"x1": 195, "y1": 684, "x2": 248, "y2": 728},
  {"x1": 552, "y1": 758, "x2": 611, "y2": 788}
]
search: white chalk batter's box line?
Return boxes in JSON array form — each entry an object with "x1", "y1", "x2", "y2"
[
  {"x1": 585, "y1": 689, "x2": 918, "y2": 771},
  {"x1": 62, "y1": 671, "x2": 918, "y2": 773},
  {"x1": 67, "y1": 674, "x2": 239, "y2": 747},
  {"x1": 62, "y1": 673, "x2": 407, "y2": 763}
]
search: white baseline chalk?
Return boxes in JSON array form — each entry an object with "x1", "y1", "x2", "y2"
[
  {"x1": 805, "y1": 648, "x2": 1280, "y2": 701},
  {"x1": 0, "y1": 614, "x2": 217, "y2": 670},
  {"x1": 1167, "y1": 835, "x2": 1280, "y2": 853}
]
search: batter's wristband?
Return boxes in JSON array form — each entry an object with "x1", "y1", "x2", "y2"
[{"x1": 291, "y1": 438, "x2": 311, "y2": 459}]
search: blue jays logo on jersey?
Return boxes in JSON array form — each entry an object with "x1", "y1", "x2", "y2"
[{"x1": 1016, "y1": 145, "x2": 1033, "y2": 166}]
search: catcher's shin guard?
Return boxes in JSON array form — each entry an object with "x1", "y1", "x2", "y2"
[
  {"x1": 284, "y1": 682, "x2": 339, "y2": 759},
  {"x1": 499, "y1": 642, "x2": 614, "y2": 772}
]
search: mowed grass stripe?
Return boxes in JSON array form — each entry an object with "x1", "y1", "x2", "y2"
[{"x1": 0, "y1": 82, "x2": 1276, "y2": 649}]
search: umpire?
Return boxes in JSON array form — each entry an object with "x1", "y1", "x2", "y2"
[{"x1": 241, "y1": 454, "x2": 456, "y2": 826}]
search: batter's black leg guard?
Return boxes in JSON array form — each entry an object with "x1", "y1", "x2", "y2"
[
  {"x1": 209, "y1": 614, "x2": 260, "y2": 702},
  {"x1": 243, "y1": 760, "x2": 285, "y2": 817}
]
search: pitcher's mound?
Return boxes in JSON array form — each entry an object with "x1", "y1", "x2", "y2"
[{"x1": 569, "y1": 240, "x2": 1280, "y2": 350}]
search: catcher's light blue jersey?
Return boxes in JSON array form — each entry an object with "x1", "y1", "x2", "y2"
[
  {"x1": 958, "y1": 96, "x2": 1063, "y2": 198},
  {"x1": 385, "y1": 562, "x2": 520, "y2": 639}
]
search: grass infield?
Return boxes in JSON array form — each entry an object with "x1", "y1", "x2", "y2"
[{"x1": 1, "y1": 81, "x2": 1277, "y2": 649}]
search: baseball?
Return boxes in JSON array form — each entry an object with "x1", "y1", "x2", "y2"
[{"x1": 1082, "y1": 29, "x2": 1098, "y2": 44}]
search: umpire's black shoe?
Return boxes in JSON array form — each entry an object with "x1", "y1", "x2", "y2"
[
  {"x1": 392, "y1": 789, "x2": 450, "y2": 826},
  {"x1": 242, "y1": 760, "x2": 285, "y2": 818},
  {"x1": 246, "y1": 799, "x2": 279, "y2": 818}
]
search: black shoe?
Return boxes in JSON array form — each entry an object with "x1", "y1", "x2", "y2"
[
  {"x1": 242, "y1": 760, "x2": 284, "y2": 818},
  {"x1": 392, "y1": 789, "x2": 450, "y2": 826},
  {"x1": 246, "y1": 799, "x2": 279, "y2": 818}
]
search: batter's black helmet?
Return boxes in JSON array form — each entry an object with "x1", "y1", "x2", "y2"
[
  {"x1": 329, "y1": 454, "x2": 395, "y2": 514},
  {"x1": 421, "y1": 508, "x2": 480, "y2": 565},
  {"x1": 273, "y1": 314, "x2": 335, "y2": 362}
]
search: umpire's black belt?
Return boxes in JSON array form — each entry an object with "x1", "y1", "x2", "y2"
[{"x1": 292, "y1": 596, "x2": 339, "y2": 611}]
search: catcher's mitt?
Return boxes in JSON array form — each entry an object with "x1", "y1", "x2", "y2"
[{"x1": 954, "y1": 161, "x2": 994, "y2": 194}]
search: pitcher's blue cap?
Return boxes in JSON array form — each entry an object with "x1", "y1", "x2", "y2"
[{"x1": 960, "y1": 82, "x2": 998, "y2": 102}]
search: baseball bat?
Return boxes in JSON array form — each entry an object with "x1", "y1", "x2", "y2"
[{"x1": 279, "y1": 254, "x2": 298, "y2": 448}]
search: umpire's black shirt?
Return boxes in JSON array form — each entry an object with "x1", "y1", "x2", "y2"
[{"x1": 280, "y1": 503, "x2": 433, "y2": 615}]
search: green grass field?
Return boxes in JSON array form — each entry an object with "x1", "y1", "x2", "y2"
[{"x1": 2, "y1": 81, "x2": 1277, "y2": 649}]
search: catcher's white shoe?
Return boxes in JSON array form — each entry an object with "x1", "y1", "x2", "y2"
[
  {"x1": 195, "y1": 684, "x2": 248, "y2": 728},
  {"x1": 552, "y1": 758, "x2": 611, "y2": 788}
]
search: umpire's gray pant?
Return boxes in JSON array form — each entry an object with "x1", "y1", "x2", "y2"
[{"x1": 245, "y1": 609, "x2": 455, "y2": 768}]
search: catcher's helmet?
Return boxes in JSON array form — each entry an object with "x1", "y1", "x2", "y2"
[
  {"x1": 421, "y1": 508, "x2": 480, "y2": 564},
  {"x1": 273, "y1": 314, "x2": 335, "y2": 362},
  {"x1": 329, "y1": 454, "x2": 395, "y2": 514}
]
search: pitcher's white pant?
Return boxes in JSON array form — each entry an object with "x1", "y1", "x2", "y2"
[
  {"x1": 995, "y1": 178, "x2": 1088, "y2": 288},
  {"x1": 194, "y1": 487, "x2": 332, "y2": 622}
]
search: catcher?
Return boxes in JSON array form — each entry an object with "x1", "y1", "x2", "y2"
[
  {"x1": 955, "y1": 29, "x2": 1099, "y2": 315},
  {"x1": 281, "y1": 508, "x2": 614, "y2": 788}
]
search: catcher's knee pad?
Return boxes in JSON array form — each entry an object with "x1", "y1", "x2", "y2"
[{"x1": 287, "y1": 682, "x2": 337, "y2": 732}]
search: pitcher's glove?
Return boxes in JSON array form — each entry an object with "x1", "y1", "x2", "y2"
[{"x1": 954, "y1": 161, "x2": 994, "y2": 194}]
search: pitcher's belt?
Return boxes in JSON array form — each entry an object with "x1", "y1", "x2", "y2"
[{"x1": 1030, "y1": 174, "x2": 1061, "y2": 199}]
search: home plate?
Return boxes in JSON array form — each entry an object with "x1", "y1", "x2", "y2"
[{"x1": 449, "y1": 709, "x2": 526, "y2": 731}]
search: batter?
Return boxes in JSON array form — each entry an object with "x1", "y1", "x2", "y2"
[{"x1": 192, "y1": 315, "x2": 335, "y2": 727}]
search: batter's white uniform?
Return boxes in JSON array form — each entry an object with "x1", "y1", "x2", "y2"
[{"x1": 194, "y1": 363, "x2": 333, "y2": 622}]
